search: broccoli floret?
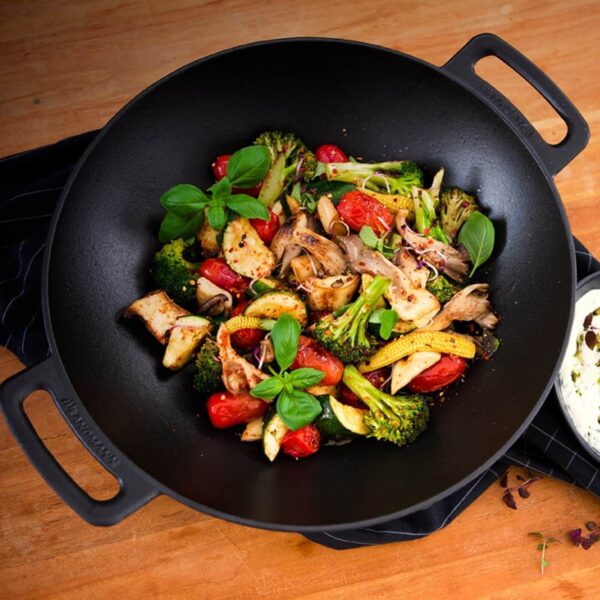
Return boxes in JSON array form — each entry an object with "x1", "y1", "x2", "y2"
[
  {"x1": 426, "y1": 275, "x2": 462, "y2": 304},
  {"x1": 439, "y1": 187, "x2": 479, "y2": 242},
  {"x1": 314, "y1": 275, "x2": 390, "y2": 363},
  {"x1": 324, "y1": 160, "x2": 424, "y2": 196},
  {"x1": 193, "y1": 338, "x2": 222, "y2": 396},
  {"x1": 153, "y1": 239, "x2": 199, "y2": 308},
  {"x1": 254, "y1": 131, "x2": 317, "y2": 207},
  {"x1": 343, "y1": 365, "x2": 429, "y2": 447}
]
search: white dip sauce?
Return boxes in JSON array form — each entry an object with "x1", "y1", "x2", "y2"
[{"x1": 558, "y1": 289, "x2": 600, "y2": 455}]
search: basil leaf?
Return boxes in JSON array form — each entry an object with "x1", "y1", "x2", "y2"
[
  {"x1": 227, "y1": 145, "x2": 271, "y2": 189},
  {"x1": 276, "y1": 389, "x2": 322, "y2": 431},
  {"x1": 208, "y1": 205, "x2": 226, "y2": 230},
  {"x1": 379, "y1": 309, "x2": 399, "y2": 340},
  {"x1": 458, "y1": 212, "x2": 495, "y2": 277},
  {"x1": 160, "y1": 184, "x2": 208, "y2": 216},
  {"x1": 359, "y1": 226, "x2": 379, "y2": 248},
  {"x1": 271, "y1": 313, "x2": 301, "y2": 371},
  {"x1": 288, "y1": 368, "x2": 325, "y2": 389},
  {"x1": 250, "y1": 377, "x2": 283, "y2": 400},
  {"x1": 208, "y1": 177, "x2": 232, "y2": 200},
  {"x1": 226, "y1": 195, "x2": 270, "y2": 220},
  {"x1": 158, "y1": 210, "x2": 204, "y2": 243}
]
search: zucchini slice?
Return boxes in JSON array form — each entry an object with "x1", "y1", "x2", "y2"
[
  {"x1": 247, "y1": 277, "x2": 281, "y2": 298},
  {"x1": 222, "y1": 218, "x2": 276, "y2": 279},
  {"x1": 329, "y1": 395, "x2": 369, "y2": 435},
  {"x1": 262, "y1": 410, "x2": 289, "y2": 462},
  {"x1": 315, "y1": 395, "x2": 355, "y2": 441},
  {"x1": 244, "y1": 291, "x2": 308, "y2": 327},
  {"x1": 162, "y1": 316, "x2": 212, "y2": 370}
]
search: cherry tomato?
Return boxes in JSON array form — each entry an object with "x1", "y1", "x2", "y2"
[
  {"x1": 250, "y1": 209, "x2": 280, "y2": 244},
  {"x1": 337, "y1": 190, "x2": 394, "y2": 236},
  {"x1": 207, "y1": 391, "x2": 269, "y2": 428},
  {"x1": 315, "y1": 144, "x2": 349, "y2": 163},
  {"x1": 199, "y1": 258, "x2": 249, "y2": 297},
  {"x1": 407, "y1": 355, "x2": 468, "y2": 393},
  {"x1": 281, "y1": 424, "x2": 321, "y2": 458},
  {"x1": 230, "y1": 300, "x2": 265, "y2": 350},
  {"x1": 340, "y1": 368, "x2": 389, "y2": 409},
  {"x1": 290, "y1": 336, "x2": 344, "y2": 386},
  {"x1": 211, "y1": 154, "x2": 262, "y2": 197}
]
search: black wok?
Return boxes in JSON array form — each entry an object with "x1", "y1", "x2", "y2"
[{"x1": 0, "y1": 34, "x2": 589, "y2": 530}]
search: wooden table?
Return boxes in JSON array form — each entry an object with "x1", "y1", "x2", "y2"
[{"x1": 1, "y1": 1, "x2": 599, "y2": 598}]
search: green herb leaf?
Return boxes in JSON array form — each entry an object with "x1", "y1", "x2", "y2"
[
  {"x1": 276, "y1": 388, "x2": 322, "y2": 431},
  {"x1": 226, "y1": 195, "x2": 270, "y2": 220},
  {"x1": 227, "y1": 145, "x2": 271, "y2": 189},
  {"x1": 271, "y1": 314, "x2": 301, "y2": 371},
  {"x1": 541, "y1": 558, "x2": 550, "y2": 568},
  {"x1": 359, "y1": 226, "x2": 380, "y2": 248},
  {"x1": 158, "y1": 210, "x2": 204, "y2": 243},
  {"x1": 208, "y1": 176, "x2": 232, "y2": 199},
  {"x1": 287, "y1": 368, "x2": 325, "y2": 389},
  {"x1": 160, "y1": 184, "x2": 208, "y2": 216},
  {"x1": 208, "y1": 205, "x2": 226, "y2": 231},
  {"x1": 379, "y1": 309, "x2": 399, "y2": 340},
  {"x1": 458, "y1": 211, "x2": 495, "y2": 277},
  {"x1": 528, "y1": 532, "x2": 545, "y2": 539},
  {"x1": 250, "y1": 377, "x2": 283, "y2": 400}
]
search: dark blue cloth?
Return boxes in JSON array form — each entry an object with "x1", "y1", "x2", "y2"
[{"x1": 1, "y1": 132, "x2": 598, "y2": 549}]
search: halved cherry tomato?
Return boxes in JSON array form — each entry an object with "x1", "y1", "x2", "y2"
[
  {"x1": 290, "y1": 336, "x2": 344, "y2": 386},
  {"x1": 199, "y1": 258, "x2": 250, "y2": 297},
  {"x1": 281, "y1": 424, "x2": 321, "y2": 458},
  {"x1": 315, "y1": 144, "x2": 349, "y2": 163},
  {"x1": 207, "y1": 391, "x2": 269, "y2": 428},
  {"x1": 230, "y1": 300, "x2": 265, "y2": 350},
  {"x1": 340, "y1": 368, "x2": 389, "y2": 409},
  {"x1": 250, "y1": 209, "x2": 280, "y2": 244},
  {"x1": 337, "y1": 190, "x2": 394, "y2": 236},
  {"x1": 407, "y1": 355, "x2": 467, "y2": 393},
  {"x1": 212, "y1": 154, "x2": 262, "y2": 197}
]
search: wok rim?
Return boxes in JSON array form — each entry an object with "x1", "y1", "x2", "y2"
[{"x1": 40, "y1": 37, "x2": 577, "y2": 531}]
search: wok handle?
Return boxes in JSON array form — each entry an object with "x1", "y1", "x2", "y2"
[
  {"x1": 442, "y1": 33, "x2": 589, "y2": 176},
  {"x1": 0, "y1": 358, "x2": 159, "y2": 526}
]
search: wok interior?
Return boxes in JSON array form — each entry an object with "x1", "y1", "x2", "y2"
[{"x1": 48, "y1": 41, "x2": 572, "y2": 528}]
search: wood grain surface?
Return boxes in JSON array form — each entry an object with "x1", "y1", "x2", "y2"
[{"x1": 1, "y1": 0, "x2": 599, "y2": 598}]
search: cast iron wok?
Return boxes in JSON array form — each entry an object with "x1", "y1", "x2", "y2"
[{"x1": 0, "y1": 34, "x2": 589, "y2": 530}]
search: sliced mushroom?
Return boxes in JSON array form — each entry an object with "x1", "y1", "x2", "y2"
[
  {"x1": 196, "y1": 277, "x2": 233, "y2": 316},
  {"x1": 216, "y1": 325, "x2": 268, "y2": 395},
  {"x1": 197, "y1": 294, "x2": 229, "y2": 317},
  {"x1": 304, "y1": 274, "x2": 360, "y2": 311},
  {"x1": 270, "y1": 213, "x2": 308, "y2": 275},
  {"x1": 424, "y1": 283, "x2": 499, "y2": 331},
  {"x1": 291, "y1": 254, "x2": 321, "y2": 283},
  {"x1": 317, "y1": 195, "x2": 347, "y2": 237},
  {"x1": 390, "y1": 351, "x2": 441, "y2": 394},
  {"x1": 123, "y1": 290, "x2": 189, "y2": 344},
  {"x1": 293, "y1": 227, "x2": 347, "y2": 275},
  {"x1": 394, "y1": 248, "x2": 428, "y2": 289}
]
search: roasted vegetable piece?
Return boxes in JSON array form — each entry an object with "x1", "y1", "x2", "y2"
[
  {"x1": 343, "y1": 365, "x2": 429, "y2": 447},
  {"x1": 162, "y1": 315, "x2": 212, "y2": 370},
  {"x1": 263, "y1": 409, "x2": 289, "y2": 462},
  {"x1": 407, "y1": 354, "x2": 467, "y2": 393},
  {"x1": 193, "y1": 338, "x2": 223, "y2": 397},
  {"x1": 325, "y1": 160, "x2": 424, "y2": 196},
  {"x1": 338, "y1": 190, "x2": 394, "y2": 236},
  {"x1": 199, "y1": 257, "x2": 250, "y2": 297},
  {"x1": 244, "y1": 290, "x2": 308, "y2": 327},
  {"x1": 241, "y1": 416, "x2": 264, "y2": 442},
  {"x1": 281, "y1": 424, "x2": 321, "y2": 458},
  {"x1": 290, "y1": 336, "x2": 345, "y2": 386},
  {"x1": 250, "y1": 209, "x2": 280, "y2": 244},
  {"x1": 360, "y1": 189, "x2": 414, "y2": 217},
  {"x1": 390, "y1": 351, "x2": 441, "y2": 394},
  {"x1": 439, "y1": 187, "x2": 479, "y2": 243},
  {"x1": 340, "y1": 368, "x2": 388, "y2": 408},
  {"x1": 207, "y1": 391, "x2": 269, "y2": 428},
  {"x1": 426, "y1": 275, "x2": 463, "y2": 304},
  {"x1": 222, "y1": 218, "x2": 276, "y2": 279},
  {"x1": 315, "y1": 394, "x2": 368, "y2": 440},
  {"x1": 255, "y1": 131, "x2": 317, "y2": 207},
  {"x1": 314, "y1": 274, "x2": 390, "y2": 363},
  {"x1": 123, "y1": 290, "x2": 189, "y2": 344},
  {"x1": 153, "y1": 239, "x2": 200, "y2": 307},
  {"x1": 315, "y1": 144, "x2": 348, "y2": 163},
  {"x1": 360, "y1": 331, "x2": 476, "y2": 372},
  {"x1": 229, "y1": 300, "x2": 265, "y2": 350},
  {"x1": 303, "y1": 274, "x2": 360, "y2": 312}
]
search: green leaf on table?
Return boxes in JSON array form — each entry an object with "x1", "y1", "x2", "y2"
[
  {"x1": 227, "y1": 145, "x2": 271, "y2": 189},
  {"x1": 458, "y1": 211, "x2": 495, "y2": 277}
]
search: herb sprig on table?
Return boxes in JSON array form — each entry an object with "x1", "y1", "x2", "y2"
[
  {"x1": 528, "y1": 532, "x2": 559, "y2": 575},
  {"x1": 250, "y1": 314, "x2": 323, "y2": 430},
  {"x1": 158, "y1": 145, "x2": 271, "y2": 242}
]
